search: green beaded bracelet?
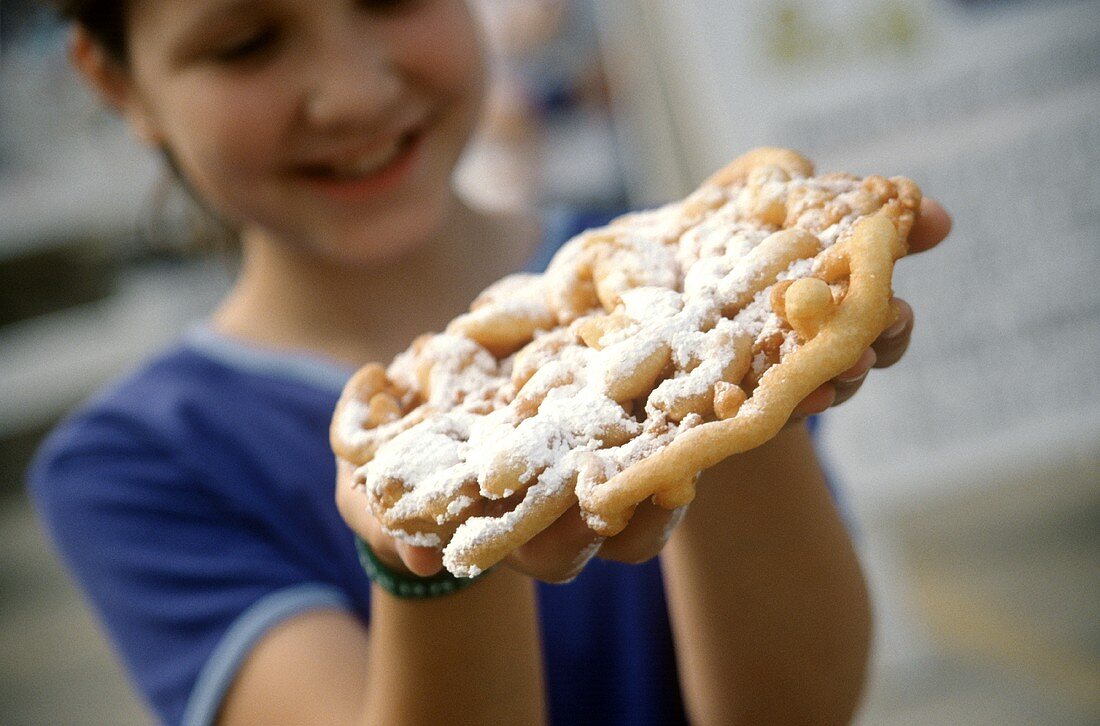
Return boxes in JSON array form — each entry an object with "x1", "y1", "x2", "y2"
[{"x1": 354, "y1": 536, "x2": 487, "y2": 599}]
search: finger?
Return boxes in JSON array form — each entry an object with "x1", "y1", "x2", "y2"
[
  {"x1": 907, "y1": 198, "x2": 952, "y2": 254},
  {"x1": 837, "y1": 347, "x2": 877, "y2": 382},
  {"x1": 394, "y1": 541, "x2": 445, "y2": 577},
  {"x1": 365, "y1": 528, "x2": 444, "y2": 578},
  {"x1": 791, "y1": 383, "x2": 836, "y2": 420},
  {"x1": 334, "y1": 458, "x2": 377, "y2": 539},
  {"x1": 832, "y1": 376, "x2": 868, "y2": 408},
  {"x1": 872, "y1": 299, "x2": 913, "y2": 368},
  {"x1": 827, "y1": 347, "x2": 876, "y2": 408},
  {"x1": 598, "y1": 498, "x2": 687, "y2": 564},
  {"x1": 508, "y1": 503, "x2": 605, "y2": 583},
  {"x1": 831, "y1": 377, "x2": 865, "y2": 407},
  {"x1": 335, "y1": 458, "x2": 444, "y2": 577}
]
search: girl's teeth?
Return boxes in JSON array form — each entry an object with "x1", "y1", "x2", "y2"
[{"x1": 333, "y1": 142, "x2": 402, "y2": 177}]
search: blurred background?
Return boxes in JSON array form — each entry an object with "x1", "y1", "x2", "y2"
[{"x1": 2, "y1": 0, "x2": 1097, "y2": 723}]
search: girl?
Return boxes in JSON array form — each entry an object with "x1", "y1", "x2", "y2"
[{"x1": 29, "y1": 1, "x2": 951, "y2": 724}]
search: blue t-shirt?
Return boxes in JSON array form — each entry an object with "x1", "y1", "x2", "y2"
[{"x1": 28, "y1": 210, "x2": 688, "y2": 726}]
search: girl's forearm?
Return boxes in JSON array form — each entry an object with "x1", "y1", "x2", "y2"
[
  {"x1": 363, "y1": 568, "x2": 545, "y2": 725},
  {"x1": 661, "y1": 423, "x2": 871, "y2": 725}
]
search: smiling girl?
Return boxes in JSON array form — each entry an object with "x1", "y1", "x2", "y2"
[{"x1": 29, "y1": 1, "x2": 950, "y2": 724}]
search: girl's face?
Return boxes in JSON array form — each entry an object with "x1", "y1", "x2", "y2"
[{"x1": 120, "y1": 0, "x2": 487, "y2": 264}]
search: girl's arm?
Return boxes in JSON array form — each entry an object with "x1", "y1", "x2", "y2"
[
  {"x1": 219, "y1": 572, "x2": 543, "y2": 725},
  {"x1": 658, "y1": 200, "x2": 951, "y2": 724},
  {"x1": 362, "y1": 567, "x2": 543, "y2": 724},
  {"x1": 219, "y1": 464, "x2": 546, "y2": 726},
  {"x1": 660, "y1": 422, "x2": 871, "y2": 725}
]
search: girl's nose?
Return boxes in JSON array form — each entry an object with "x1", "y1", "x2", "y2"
[{"x1": 303, "y1": 29, "x2": 403, "y2": 131}]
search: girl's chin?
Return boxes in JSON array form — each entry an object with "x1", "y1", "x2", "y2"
[
  {"x1": 315, "y1": 209, "x2": 453, "y2": 267},
  {"x1": 336, "y1": 236, "x2": 435, "y2": 266},
  {"x1": 249, "y1": 184, "x2": 458, "y2": 266}
]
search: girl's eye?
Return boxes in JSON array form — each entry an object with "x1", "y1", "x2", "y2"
[
  {"x1": 213, "y1": 28, "x2": 279, "y2": 63},
  {"x1": 357, "y1": 0, "x2": 419, "y2": 12}
]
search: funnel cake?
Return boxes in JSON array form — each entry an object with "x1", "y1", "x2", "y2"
[{"x1": 331, "y1": 148, "x2": 921, "y2": 577}]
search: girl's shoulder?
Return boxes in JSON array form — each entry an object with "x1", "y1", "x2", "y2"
[
  {"x1": 27, "y1": 329, "x2": 351, "y2": 504},
  {"x1": 25, "y1": 333, "x2": 369, "y2": 726},
  {"x1": 29, "y1": 341, "x2": 226, "y2": 474}
]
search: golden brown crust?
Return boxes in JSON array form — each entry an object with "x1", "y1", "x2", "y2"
[
  {"x1": 331, "y1": 147, "x2": 922, "y2": 574},
  {"x1": 578, "y1": 214, "x2": 901, "y2": 534}
]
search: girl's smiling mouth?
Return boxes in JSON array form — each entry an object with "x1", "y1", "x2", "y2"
[{"x1": 296, "y1": 130, "x2": 424, "y2": 202}]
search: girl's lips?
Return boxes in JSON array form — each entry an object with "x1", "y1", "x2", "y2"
[{"x1": 296, "y1": 132, "x2": 424, "y2": 202}]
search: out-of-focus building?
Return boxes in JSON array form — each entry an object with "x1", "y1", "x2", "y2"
[{"x1": 593, "y1": 1, "x2": 1099, "y2": 721}]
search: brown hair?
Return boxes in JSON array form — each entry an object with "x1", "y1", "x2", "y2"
[
  {"x1": 46, "y1": 1, "x2": 130, "y2": 63},
  {"x1": 44, "y1": 0, "x2": 240, "y2": 256}
]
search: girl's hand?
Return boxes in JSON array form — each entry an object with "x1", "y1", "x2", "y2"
[
  {"x1": 792, "y1": 198, "x2": 951, "y2": 418},
  {"x1": 336, "y1": 458, "x2": 683, "y2": 583},
  {"x1": 336, "y1": 200, "x2": 952, "y2": 583}
]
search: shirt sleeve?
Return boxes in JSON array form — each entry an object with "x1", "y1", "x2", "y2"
[{"x1": 27, "y1": 411, "x2": 352, "y2": 726}]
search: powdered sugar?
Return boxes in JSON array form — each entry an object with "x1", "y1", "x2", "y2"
[{"x1": 335, "y1": 160, "x2": 904, "y2": 574}]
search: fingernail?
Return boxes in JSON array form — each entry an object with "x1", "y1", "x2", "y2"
[
  {"x1": 883, "y1": 317, "x2": 907, "y2": 338},
  {"x1": 836, "y1": 370, "x2": 869, "y2": 385},
  {"x1": 564, "y1": 538, "x2": 604, "y2": 578},
  {"x1": 394, "y1": 541, "x2": 415, "y2": 568}
]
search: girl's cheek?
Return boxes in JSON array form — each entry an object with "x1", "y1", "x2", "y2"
[
  {"x1": 169, "y1": 86, "x2": 287, "y2": 188},
  {"x1": 404, "y1": 3, "x2": 487, "y2": 97}
]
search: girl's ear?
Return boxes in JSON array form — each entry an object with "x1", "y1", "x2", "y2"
[{"x1": 68, "y1": 26, "x2": 163, "y2": 147}]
